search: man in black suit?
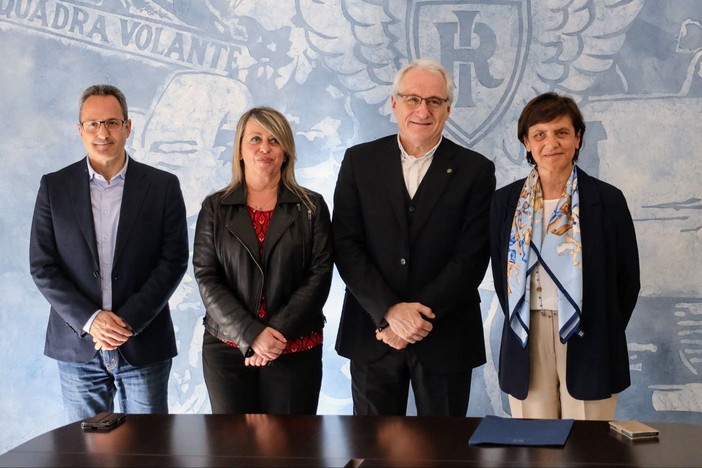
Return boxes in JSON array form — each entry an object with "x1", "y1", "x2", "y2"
[
  {"x1": 333, "y1": 60, "x2": 496, "y2": 416},
  {"x1": 30, "y1": 85, "x2": 188, "y2": 422}
]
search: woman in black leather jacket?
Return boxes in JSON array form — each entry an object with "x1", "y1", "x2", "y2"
[{"x1": 193, "y1": 107, "x2": 333, "y2": 414}]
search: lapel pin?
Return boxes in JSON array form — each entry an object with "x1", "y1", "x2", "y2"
[{"x1": 446, "y1": 168, "x2": 453, "y2": 174}]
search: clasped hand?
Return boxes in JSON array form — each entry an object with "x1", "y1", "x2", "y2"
[
  {"x1": 375, "y1": 326, "x2": 408, "y2": 350},
  {"x1": 90, "y1": 310, "x2": 133, "y2": 350},
  {"x1": 385, "y1": 302, "x2": 435, "y2": 344},
  {"x1": 245, "y1": 327, "x2": 287, "y2": 366}
]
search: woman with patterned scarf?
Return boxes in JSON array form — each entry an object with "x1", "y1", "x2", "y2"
[{"x1": 490, "y1": 92, "x2": 640, "y2": 420}]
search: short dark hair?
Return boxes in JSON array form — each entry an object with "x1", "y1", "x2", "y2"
[
  {"x1": 517, "y1": 92, "x2": 586, "y2": 165},
  {"x1": 79, "y1": 85, "x2": 128, "y2": 121}
]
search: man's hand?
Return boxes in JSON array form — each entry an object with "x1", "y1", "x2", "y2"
[
  {"x1": 247, "y1": 327, "x2": 287, "y2": 366},
  {"x1": 385, "y1": 302, "x2": 435, "y2": 343},
  {"x1": 375, "y1": 327, "x2": 409, "y2": 350},
  {"x1": 90, "y1": 310, "x2": 133, "y2": 350}
]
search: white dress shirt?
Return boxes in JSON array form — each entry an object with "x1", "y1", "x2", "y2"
[{"x1": 398, "y1": 135, "x2": 441, "y2": 198}]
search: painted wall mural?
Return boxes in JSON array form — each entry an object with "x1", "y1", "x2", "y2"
[{"x1": 1, "y1": 0, "x2": 700, "y2": 453}]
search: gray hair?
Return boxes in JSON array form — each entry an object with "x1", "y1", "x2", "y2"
[
  {"x1": 79, "y1": 85, "x2": 128, "y2": 121},
  {"x1": 391, "y1": 59, "x2": 455, "y2": 104}
]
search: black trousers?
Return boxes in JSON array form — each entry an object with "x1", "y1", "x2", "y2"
[
  {"x1": 350, "y1": 348, "x2": 472, "y2": 416},
  {"x1": 203, "y1": 330, "x2": 322, "y2": 415}
]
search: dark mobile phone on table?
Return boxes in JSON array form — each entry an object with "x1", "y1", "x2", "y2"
[{"x1": 81, "y1": 412, "x2": 126, "y2": 431}]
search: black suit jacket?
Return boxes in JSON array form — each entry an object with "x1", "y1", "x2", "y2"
[
  {"x1": 333, "y1": 135, "x2": 496, "y2": 373},
  {"x1": 30, "y1": 157, "x2": 189, "y2": 365},
  {"x1": 490, "y1": 167, "x2": 640, "y2": 400}
]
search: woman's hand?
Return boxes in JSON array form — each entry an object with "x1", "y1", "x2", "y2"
[{"x1": 245, "y1": 327, "x2": 287, "y2": 366}]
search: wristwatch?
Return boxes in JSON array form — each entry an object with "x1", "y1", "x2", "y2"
[{"x1": 375, "y1": 319, "x2": 389, "y2": 333}]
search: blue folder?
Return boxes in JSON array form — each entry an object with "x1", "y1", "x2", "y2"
[{"x1": 469, "y1": 415, "x2": 574, "y2": 446}]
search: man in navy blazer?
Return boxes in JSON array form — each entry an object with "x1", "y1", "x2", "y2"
[
  {"x1": 333, "y1": 60, "x2": 496, "y2": 416},
  {"x1": 30, "y1": 85, "x2": 188, "y2": 422}
]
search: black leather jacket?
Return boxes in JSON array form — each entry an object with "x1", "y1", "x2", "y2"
[{"x1": 193, "y1": 185, "x2": 333, "y2": 356}]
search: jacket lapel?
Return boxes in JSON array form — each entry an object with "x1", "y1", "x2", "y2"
[
  {"x1": 263, "y1": 189, "x2": 296, "y2": 261},
  {"x1": 409, "y1": 141, "x2": 455, "y2": 243},
  {"x1": 223, "y1": 187, "x2": 299, "y2": 266},
  {"x1": 68, "y1": 159, "x2": 100, "y2": 268},
  {"x1": 375, "y1": 138, "x2": 408, "y2": 229},
  {"x1": 227, "y1": 208, "x2": 261, "y2": 262},
  {"x1": 222, "y1": 189, "x2": 262, "y2": 264},
  {"x1": 114, "y1": 158, "x2": 150, "y2": 266},
  {"x1": 575, "y1": 167, "x2": 602, "y2": 271}
]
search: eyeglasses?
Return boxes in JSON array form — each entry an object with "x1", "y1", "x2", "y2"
[
  {"x1": 80, "y1": 119, "x2": 127, "y2": 133},
  {"x1": 396, "y1": 93, "x2": 449, "y2": 109}
]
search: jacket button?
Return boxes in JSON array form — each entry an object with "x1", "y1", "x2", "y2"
[{"x1": 400, "y1": 258, "x2": 406, "y2": 265}]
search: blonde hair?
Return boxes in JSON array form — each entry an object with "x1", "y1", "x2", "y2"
[{"x1": 226, "y1": 107, "x2": 315, "y2": 212}]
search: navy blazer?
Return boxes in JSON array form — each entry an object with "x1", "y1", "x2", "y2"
[
  {"x1": 490, "y1": 166, "x2": 640, "y2": 400},
  {"x1": 30, "y1": 157, "x2": 189, "y2": 366},
  {"x1": 333, "y1": 135, "x2": 496, "y2": 373}
]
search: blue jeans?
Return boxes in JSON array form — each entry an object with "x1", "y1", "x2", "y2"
[{"x1": 57, "y1": 350, "x2": 172, "y2": 423}]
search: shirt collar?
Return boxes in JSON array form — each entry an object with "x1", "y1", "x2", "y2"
[
  {"x1": 87, "y1": 153, "x2": 129, "y2": 182},
  {"x1": 397, "y1": 135, "x2": 442, "y2": 162}
]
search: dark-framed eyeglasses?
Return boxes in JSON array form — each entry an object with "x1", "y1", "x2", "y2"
[
  {"x1": 396, "y1": 93, "x2": 449, "y2": 109},
  {"x1": 79, "y1": 119, "x2": 127, "y2": 133}
]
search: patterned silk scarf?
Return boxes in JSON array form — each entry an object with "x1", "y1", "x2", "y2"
[{"x1": 507, "y1": 165, "x2": 583, "y2": 348}]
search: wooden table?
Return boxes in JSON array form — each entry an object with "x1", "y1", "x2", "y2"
[{"x1": 1, "y1": 414, "x2": 699, "y2": 467}]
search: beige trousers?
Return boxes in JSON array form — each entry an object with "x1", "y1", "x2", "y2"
[{"x1": 508, "y1": 309, "x2": 617, "y2": 420}]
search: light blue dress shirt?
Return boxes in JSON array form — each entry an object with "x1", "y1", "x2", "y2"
[{"x1": 82, "y1": 156, "x2": 129, "y2": 333}]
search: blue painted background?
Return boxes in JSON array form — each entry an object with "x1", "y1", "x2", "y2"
[{"x1": 1, "y1": 0, "x2": 700, "y2": 453}]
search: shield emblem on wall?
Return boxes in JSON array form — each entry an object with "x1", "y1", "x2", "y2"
[{"x1": 407, "y1": 0, "x2": 530, "y2": 146}]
